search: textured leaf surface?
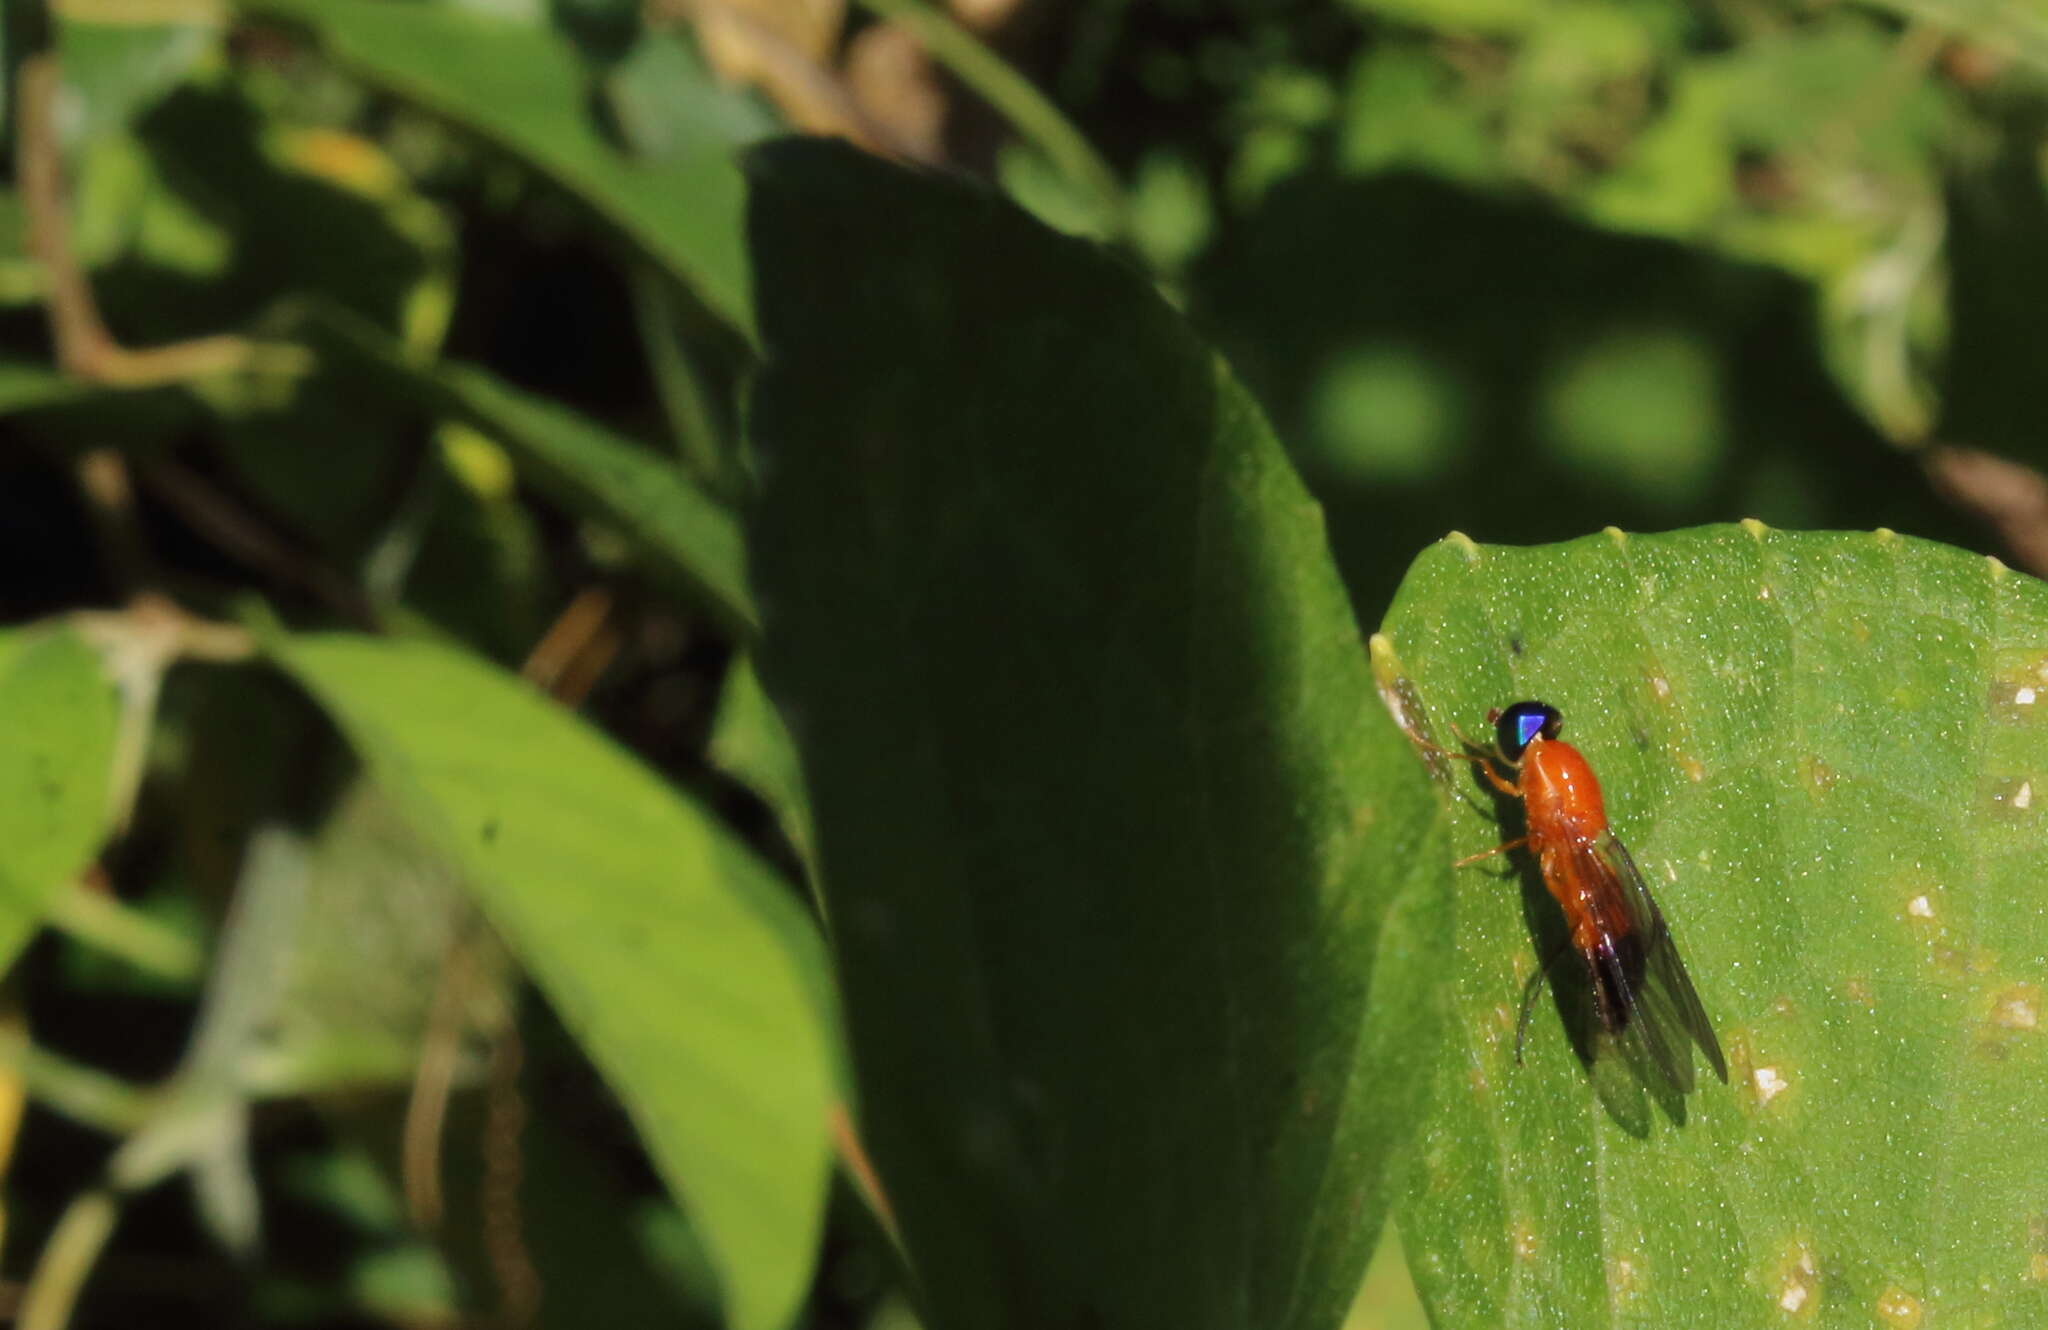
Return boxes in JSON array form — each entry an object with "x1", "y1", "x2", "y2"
[
  {"x1": 274, "y1": 634, "x2": 832, "y2": 1330},
  {"x1": 1378, "y1": 523, "x2": 2048, "y2": 1329},
  {"x1": 0, "y1": 629, "x2": 119, "y2": 968},
  {"x1": 746, "y1": 138, "x2": 1443, "y2": 1330},
  {"x1": 240, "y1": 0, "x2": 758, "y2": 334}
]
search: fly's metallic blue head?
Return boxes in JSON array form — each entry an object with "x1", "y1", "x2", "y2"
[{"x1": 1491, "y1": 700, "x2": 1562, "y2": 761}]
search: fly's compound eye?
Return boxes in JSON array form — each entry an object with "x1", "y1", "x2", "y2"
[{"x1": 1495, "y1": 700, "x2": 1563, "y2": 760}]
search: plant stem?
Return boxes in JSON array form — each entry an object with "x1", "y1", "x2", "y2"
[
  {"x1": 47, "y1": 887, "x2": 205, "y2": 984},
  {"x1": 854, "y1": 0, "x2": 1127, "y2": 230}
]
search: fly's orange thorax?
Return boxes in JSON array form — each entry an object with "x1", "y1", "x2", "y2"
[
  {"x1": 1518, "y1": 736, "x2": 1620, "y2": 946},
  {"x1": 1518, "y1": 735, "x2": 1608, "y2": 840}
]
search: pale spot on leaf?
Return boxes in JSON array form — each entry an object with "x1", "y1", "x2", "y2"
[
  {"x1": 1776, "y1": 1245, "x2": 1819, "y2": 1316},
  {"x1": 1874, "y1": 1286, "x2": 1923, "y2": 1329},
  {"x1": 1992, "y1": 986, "x2": 2039, "y2": 1031}
]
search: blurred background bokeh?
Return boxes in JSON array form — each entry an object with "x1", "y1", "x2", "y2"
[{"x1": 2, "y1": 0, "x2": 2044, "y2": 1324}]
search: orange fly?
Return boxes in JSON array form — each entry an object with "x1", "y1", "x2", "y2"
[{"x1": 1441, "y1": 701, "x2": 1727, "y2": 1094}]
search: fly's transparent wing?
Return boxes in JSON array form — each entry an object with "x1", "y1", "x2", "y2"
[{"x1": 1575, "y1": 832, "x2": 1728, "y2": 1093}]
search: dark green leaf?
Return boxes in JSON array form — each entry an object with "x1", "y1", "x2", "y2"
[
  {"x1": 746, "y1": 138, "x2": 1442, "y2": 1330},
  {"x1": 708, "y1": 656, "x2": 816, "y2": 883},
  {"x1": 1379, "y1": 523, "x2": 2048, "y2": 1328},
  {"x1": 0, "y1": 363, "x2": 95, "y2": 414},
  {"x1": 273, "y1": 634, "x2": 833, "y2": 1330},
  {"x1": 439, "y1": 362, "x2": 755, "y2": 635},
  {"x1": 290, "y1": 304, "x2": 755, "y2": 637},
  {"x1": 239, "y1": 0, "x2": 760, "y2": 335}
]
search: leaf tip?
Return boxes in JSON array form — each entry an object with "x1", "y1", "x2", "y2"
[
  {"x1": 1445, "y1": 530, "x2": 1481, "y2": 564},
  {"x1": 1873, "y1": 526, "x2": 1899, "y2": 545},
  {"x1": 1602, "y1": 525, "x2": 1628, "y2": 547},
  {"x1": 1988, "y1": 554, "x2": 2011, "y2": 580},
  {"x1": 1739, "y1": 517, "x2": 1770, "y2": 542}
]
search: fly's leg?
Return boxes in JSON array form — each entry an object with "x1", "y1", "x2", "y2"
[
  {"x1": 1412, "y1": 722, "x2": 1525, "y2": 858},
  {"x1": 1454, "y1": 836, "x2": 1529, "y2": 869},
  {"x1": 1408, "y1": 733, "x2": 1523, "y2": 799},
  {"x1": 1514, "y1": 942, "x2": 1572, "y2": 1066}
]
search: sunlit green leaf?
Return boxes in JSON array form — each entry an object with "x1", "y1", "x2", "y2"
[
  {"x1": 273, "y1": 633, "x2": 833, "y2": 1330},
  {"x1": 747, "y1": 137, "x2": 1442, "y2": 1330},
  {"x1": 0, "y1": 629, "x2": 119, "y2": 970},
  {"x1": 1345, "y1": 1226, "x2": 1430, "y2": 1330},
  {"x1": 1379, "y1": 523, "x2": 2048, "y2": 1329}
]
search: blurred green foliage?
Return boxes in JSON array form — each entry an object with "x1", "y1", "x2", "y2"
[{"x1": 3, "y1": 0, "x2": 2047, "y2": 1325}]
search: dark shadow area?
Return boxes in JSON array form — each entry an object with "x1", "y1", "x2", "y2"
[
  {"x1": 1941, "y1": 97, "x2": 2048, "y2": 468},
  {"x1": 1192, "y1": 170, "x2": 1985, "y2": 621}
]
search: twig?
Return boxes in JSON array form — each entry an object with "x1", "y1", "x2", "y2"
[
  {"x1": 649, "y1": 0, "x2": 919, "y2": 160},
  {"x1": 482, "y1": 1026, "x2": 539, "y2": 1329},
  {"x1": 133, "y1": 461, "x2": 378, "y2": 627},
  {"x1": 73, "y1": 450, "x2": 151, "y2": 597},
  {"x1": 47, "y1": 878, "x2": 206, "y2": 983},
  {"x1": 0, "y1": 1035, "x2": 159, "y2": 1137},
  {"x1": 0, "y1": 999, "x2": 27, "y2": 1256},
  {"x1": 849, "y1": 0, "x2": 1126, "y2": 228},
  {"x1": 18, "y1": 51, "x2": 293, "y2": 387},
  {"x1": 401, "y1": 937, "x2": 475, "y2": 1234},
  {"x1": 520, "y1": 587, "x2": 616, "y2": 697},
  {"x1": 69, "y1": 593, "x2": 258, "y2": 666},
  {"x1": 15, "y1": 1189, "x2": 120, "y2": 1330},
  {"x1": 1924, "y1": 444, "x2": 2048, "y2": 579},
  {"x1": 828, "y1": 1102, "x2": 899, "y2": 1242},
  {"x1": 71, "y1": 593, "x2": 258, "y2": 833}
]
